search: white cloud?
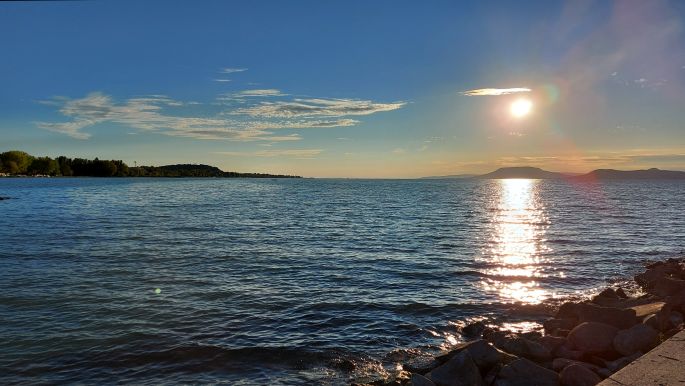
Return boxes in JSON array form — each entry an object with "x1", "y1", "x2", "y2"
[
  {"x1": 37, "y1": 90, "x2": 400, "y2": 141},
  {"x1": 214, "y1": 149, "x2": 323, "y2": 158},
  {"x1": 461, "y1": 87, "x2": 532, "y2": 96},
  {"x1": 233, "y1": 98, "x2": 405, "y2": 118},
  {"x1": 236, "y1": 89, "x2": 286, "y2": 97},
  {"x1": 220, "y1": 67, "x2": 247, "y2": 74},
  {"x1": 213, "y1": 79, "x2": 232, "y2": 82}
]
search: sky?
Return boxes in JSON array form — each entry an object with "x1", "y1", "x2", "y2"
[{"x1": 1, "y1": 0, "x2": 685, "y2": 178}]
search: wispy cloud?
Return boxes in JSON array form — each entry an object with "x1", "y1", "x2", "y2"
[
  {"x1": 233, "y1": 98, "x2": 405, "y2": 118},
  {"x1": 220, "y1": 67, "x2": 247, "y2": 74},
  {"x1": 392, "y1": 148, "x2": 405, "y2": 154},
  {"x1": 213, "y1": 79, "x2": 232, "y2": 82},
  {"x1": 461, "y1": 87, "x2": 532, "y2": 96},
  {"x1": 214, "y1": 149, "x2": 323, "y2": 158},
  {"x1": 236, "y1": 89, "x2": 286, "y2": 97},
  {"x1": 37, "y1": 89, "x2": 403, "y2": 141}
]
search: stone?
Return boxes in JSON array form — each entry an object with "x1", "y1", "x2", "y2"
[
  {"x1": 436, "y1": 339, "x2": 513, "y2": 372},
  {"x1": 576, "y1": 303, "x2": 637, "y2": 329},
  {"x1": 653, "y1": 277, "x2": 685, "y2": 297},
  {"x1": 615, "y1": 288, "x2": 628, "y2": 298},
  {"x1": 412, "y1": 373, "x2": 437, "y2": 386},
  {"x1": 592, "y1": 288, "x2": 619, "y2": 304},
  {"x1": 551, "y1": 358, "x2": 601, "y2": 373},
  {"x1": 635, "y1": 263, "x2": 681, "y2": 288},
  {"x1": 554, "y1": 345, "x2": 584, "y2": 361},
  {"x1": 429, "y1": 350, "x2": 483, "y2": 386},
  {"x1": 404, "y1": 356, "x2": 442, "y2": 374},
  {"x1": 567, "y1": 322, "x2": 619, "y2": 354},
  {"x1": 556, "y1": 302, "x2": 580, "y2": 319},
  {"x1": 494, "y1": 358, "x2": 559, "y2": 386},
  {"x1": 462, "y1": 321, "x2": 486, "y2": 338},
  {"x1": 613, "y1": 324, "x2": 658, "y2": 356},
  {"x1": 559, "y1": 364, "x2": 601, "y2": 386},
  {"x1": 543, "y1": 318, "x2": 577, "y2": 334},
  {"x1": 538, "y1": 336, "x2": 566, "y2": 353},
  {"x1": 642, "y1": 314, "x2": 660, "y2": 330},
  {"x1": 603, "y1": 351, "x2": 642, "y2": 372},
  {"x1": 492, "y1": 335, "x2": 551, "y2": 362},
  {"x1": 630, "y1": 302, "x2": 666, "y2": 318},
  {"x1": 669, "y1": 310, "x2": 684, "y2": 328}
]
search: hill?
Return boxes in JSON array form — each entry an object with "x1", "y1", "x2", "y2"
[
  {"x1": 476, "y1": 166, "x2": 568, "y2": 179},
  {"x1": 574, "y1": 168, "x2": 685, "y2": 180}
]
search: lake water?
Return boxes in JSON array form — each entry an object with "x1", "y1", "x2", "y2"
[{"x1": 1, "y1": 178, "x2": 684, "y2": 384}]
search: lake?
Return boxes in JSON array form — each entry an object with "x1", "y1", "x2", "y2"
[{"x1": 1, "y1": 178, "x2": 683, "y2": 384}]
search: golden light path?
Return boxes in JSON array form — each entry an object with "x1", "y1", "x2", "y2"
[{"x1": 482, "y1": 179, "x2": 551, "y2": 304}]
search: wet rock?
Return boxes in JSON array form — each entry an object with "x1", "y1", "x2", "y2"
[
  {"x1": 412, "y1": 373, "x2": 437, "y2": 386},
  {"x1": 483, "y1": 363, "x2": 502, "y2": 385},
  {"x1": 494, "y1": 358, "x2": 559, "y2": 386},
  {"x1": 554, "y1": 329, "x2": 571, "y2": 338},
  {"x1": 635, "y1": 263, "x2": 681, "y2": 288},
  {"x1": 429, "y1": 350, "x2": 483, "y2": 386},
  {"x1": 556, "y1": 302, "x2": 580, "y2": 319},
  {"x1": 551, "y1": 358, "x2": 601, "y2": 373},
  {"x1": 554, "y1": 345, "x2": 584, "y2": 361},
  {"x1": 538, "y1": 336, "x2": 566, "y2": 353},
  {"x1": 491, "y1": 335, "x2": 551, "y2": 362},
  {"x1": 592, "y1": 288, "x2": 619, "y2": 304},
  {"x1": 559, "y1": 364, "x2": 601, "y2": 386},
  {"x1": 577, "y1": 303, "x2": 637, "y2": 329},
  {"x1": 404, "y1": 356, "x2": 442, "y2": 374},
  {"x1": 630, "y1": 301, "x2": 667, "y2": 319},
  {"x1": 461, "y1": 321, "x2": 486, "y2": 338},
  {"x1": 567, "y1": 322, "x2": 619, "y2": 354},
  {"x1": 615, "y1": 288, "x2": 628, "y2": 298},
  {"x1": 642, "y1": 314, "x2": 660, "y2": 330},
  {"x1": 603, "y1": 351, "x2": 642, "y2": 372},
  {"x1": 613, "y1": 324, "x2": 658, "y2": 356},
  {"x1": 653, "y1": 277, "x2": 685, "y2": 297},
  {"x1": 543, "y1": 318, "x2": 576, "y2": 334},
  {"x1": 437, "y1": 340, "x2": 513, "y2": 372},
  {"x1": 670, "y1": 310, "x2": 684, "y2": 328}
]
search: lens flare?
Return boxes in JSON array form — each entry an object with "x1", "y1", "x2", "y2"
[{"x1": 510, "y1": 99, "x2": 532, "y2": 118}]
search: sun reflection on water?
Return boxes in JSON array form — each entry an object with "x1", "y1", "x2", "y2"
[{"x1": 482, "y1": 179, "x2": 552, "y2": 304}]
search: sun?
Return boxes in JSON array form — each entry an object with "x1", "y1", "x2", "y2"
[{"x1": 510, "y1": 98, "x2": 532, "y2": 118}]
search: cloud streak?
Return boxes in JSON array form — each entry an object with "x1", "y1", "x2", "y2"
[
  {"x1": 220, "y1": 67, "x2": 247, "y2": 74},
  {"x1": 37, "y1": 89, "x2": 403, "y2": 141},
  {"x1": 214, "y1": 149, "x2": 323, "y2": 158},
  {"x1": 461, "y1": 87, "x2": 532, "y2": 96}
]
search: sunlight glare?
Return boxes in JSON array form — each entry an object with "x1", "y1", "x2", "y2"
[{"x1": 510, "y1": 99, "x2": 532, "y2": 118}]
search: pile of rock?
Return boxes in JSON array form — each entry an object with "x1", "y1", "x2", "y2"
[{"x1": 357, "y1": 258, "x2": 685, "y2": 386}]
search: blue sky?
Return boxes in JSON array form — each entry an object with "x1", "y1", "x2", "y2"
[{"x1": 1, "y1": 0, "x2": 684, "y2": 177}]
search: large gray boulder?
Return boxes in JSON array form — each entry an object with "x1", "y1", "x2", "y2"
[
  {"x1": 429, "y1": 350, "x2": 484, "y2": 386},
  {"x1": 551, "y1": 358, "x2": 601, "y2": 373},
  {"x1": 437, "y1": 339, "x2": 513, "y2": 371},
  {"x1": 559, "y1": 363, "x2": 601, "y2": 386},
  {"x1": 653, "y1": 277, "x2": 685, "y2": 297},
  {"x1": 567, "y1": 322, "x2": 619, "y2": 353},
  {"x1": 577, "y1": 303, "x2": 637, "y2": 329},
  {"x1": 494, "y1": 358, "x2": 559, "y2": 386},
  {"x1": 613, "y1": 324, "x2": 658, "y2": 356},
  {"x1": 492, "y1": 335, "x2": 551, "y2": 362}
]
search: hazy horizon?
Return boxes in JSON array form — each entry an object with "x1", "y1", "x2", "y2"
[{"x1": 2, "y1": 1, "x2": 685, "y2": 178}]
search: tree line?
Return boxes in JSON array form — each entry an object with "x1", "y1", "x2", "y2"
[{"x1": 0, "y1": 150, "x2": 300, "y2": 178}]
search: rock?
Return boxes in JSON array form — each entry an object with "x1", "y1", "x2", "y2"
[
  {"x1": 543, "y1": 318, "x2": 577, "y2": 334},
  {"x1": 412, "y1": 373, "x2": 437, "y2": 386},
  {"x1": 494, "y1": 358, "x2": 559, "y2": 386},
  {"x1": 613, "y1": 324, "x2": 658, "y2": 356},
  {"x1": 404, "y1": 356, "x2": 442, "y2": 374},
  {"x1": 567, "y1": 322, "x2": 619, "y2": 354},
  {"x1": 552, "y1": 358, "x2": 601, "y2": 373},
  {"x1": 462, "y1": 321, "x2": 486, "y2": 338},
  {"x1": 577, "y1": 303, "x2": 637, "y2": 329},
  {"x1": 492, "y1": 335, "x2": 551, "y2": 362},
  {"x1": 554, "y1": 345, "x2": 584, "y2": 361},
  {"x1": 592, "y1": 288, "x2": 619, "y2": 304},
  {"x1": 559, "y1": 364, "x2": 601, "y2": 386},
  {"x1": 653, "y1": 277, "x2": 685, "y2": 297},
  {"x1": 429, "y1": 350, "x2": 483, "y2": 386},
  {"x1": 635, "y1": 263, "x2": 681, "y2": 288},
  {"x1": 556, "y1": 302, "x2": 580, "y2": 319},
  {"x1": 670, "y1": 310, "x2": 684, "y2": 328},
  {"x1": 615, "y1": 288, "x2": 628, "y2": 298},
  {"x1": 436, "y1": 339, "x2": 513, "y2": 372},
  {"x1": 642, "y1": 314, "x2": 660, "y2": 330},
  {"x1": 603, "y1": 351, "x2": 642, "y2": 372},
  {"x1": 538, "y1": 336, "x2": 566, "y2": 353},
  {"x1": 630, "y1": 301, "x2": 667, "y2": 318},
  {"x1": 483, "y1": 363, "x2": 502, "y2": 385}
]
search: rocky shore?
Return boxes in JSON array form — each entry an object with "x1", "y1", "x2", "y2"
[{"x1": 359, "y1": 257, "x2": 685, "y2": 386}]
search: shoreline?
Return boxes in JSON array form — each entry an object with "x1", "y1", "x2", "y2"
[{"x1": 361, "y1": 257, "x2": 685, "y2": 386}]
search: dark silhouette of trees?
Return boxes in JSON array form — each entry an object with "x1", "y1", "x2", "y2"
[{"x1": 0, "y1": 150, "x2": 300, "y2": 178}]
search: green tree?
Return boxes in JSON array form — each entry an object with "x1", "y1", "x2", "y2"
[{"x1": 0, "y1": 151, "x2": 33, "y2": 174}]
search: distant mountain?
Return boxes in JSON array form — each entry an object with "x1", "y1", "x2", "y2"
[
  {"x1": 476, "y1": 166, "x2": 568, "y2": 179},
  {"x1": 421, "y1": 174, "x2": 478, "y2": 179},
  {"x1": 574, "y1": 168, "x2": 685, "y2": 180}
]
